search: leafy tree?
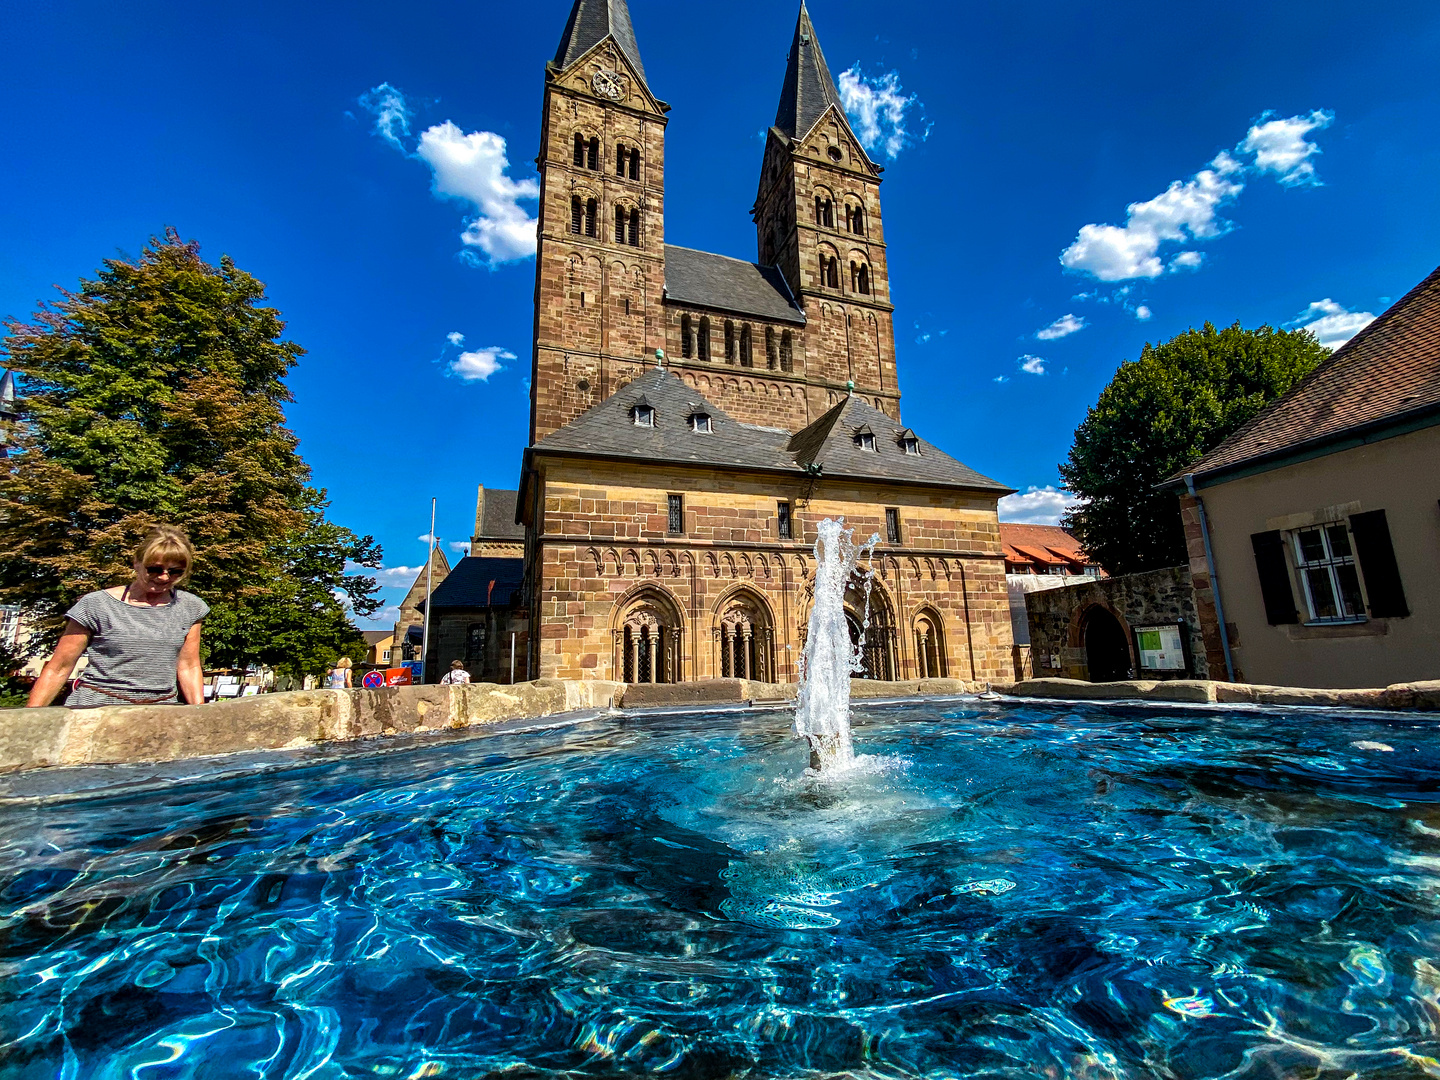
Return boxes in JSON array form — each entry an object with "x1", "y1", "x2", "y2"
[
  {"x1": 1060, "y1": 321, "x2": 1328, "y2": 575},
  {"x1": 0, "y1": 229, "x2": 381, "y2": 671}
]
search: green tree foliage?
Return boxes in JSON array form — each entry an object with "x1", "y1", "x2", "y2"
[
  {"x1": 1059, "y1": 321, "x2": 1329, "y2": 575},
  {"x1": 0, "y1": 229, "x2": 381, "y2": 674}
]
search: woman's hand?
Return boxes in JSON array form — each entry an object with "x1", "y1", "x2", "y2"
[
  {"x1": 177, "y1": 622, "x2": 205, "y2": 705},
  {"x1": 26, "y1": 620, "x2": 92, "y2": 707}
]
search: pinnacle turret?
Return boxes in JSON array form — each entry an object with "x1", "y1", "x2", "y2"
[{"x1": 553, "y1": 0, "x2": 649, "y2": 89}]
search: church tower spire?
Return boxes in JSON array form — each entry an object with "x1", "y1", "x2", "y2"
[
  {"x1": 753, "y1": 3, "x2": 899, "y2": 420},
  {"x1": 529, "y1": 0, "x2": 669, "y2": 444},
  {"x1": 552, "y1": 0, "x2": 650, "y2": 94}
]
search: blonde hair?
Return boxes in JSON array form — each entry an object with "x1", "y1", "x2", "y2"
[
  {"x1": 450, "y1": 659, "x2": 465, "y2": 669},
  {"x1": 134, "y1": 525, "x2": 195, "y2": 585},
  {"x1": 336, "y1": 657, "x2": 353, "y2": 669}
]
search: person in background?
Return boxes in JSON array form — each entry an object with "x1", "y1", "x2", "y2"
[
  {"x1": 440, "y1": 659, "x2": 470, "y2": 685},
  {"x1": 27, "y1": 525, "x2": 208, "y2": 708},
  {"x1": 327, "y1": 657, "x2": 353, "y2": 689}
]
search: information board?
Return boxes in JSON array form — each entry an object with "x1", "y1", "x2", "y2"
[{"x1": 1136, "y1": 625, "x2": 1186, "y2": 671}]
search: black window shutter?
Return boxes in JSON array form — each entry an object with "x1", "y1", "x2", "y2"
[
  {"x1": 1349, "y1": 509, "x2": 1410, "y2": 618},
  {"x1": 1251, "y1": 531, "x2": 1298, "y2": 625}
]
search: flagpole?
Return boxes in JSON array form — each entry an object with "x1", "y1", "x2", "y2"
[{"x1": 421, "y1": 498, "x2": 436, "y2": 684}]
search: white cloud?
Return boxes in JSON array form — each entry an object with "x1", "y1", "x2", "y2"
[
  {"x1": 1286, "y1": 298, "x2": 1377, "y2": 350},
  {"x1": 1019, "y1": 355, "x2": 1047, "y2": 375},
  {"x1": 1135, "y1": 305, "x2": 1153, "y2": 321},
  {"x1": 446, "y1": 331, "x2": 465, "y2": 347},
  {"x1": 361, "y1": 565, "x2": 425, "y2": 587},
  {"x1": 993, "y1": 375, "x2": 1010, "y2": 384},
  {"x1": 1059, "y1": 111, "x2": 1332, "y2": 282},
  {"x1": 836, "y1": 66, "x2": 929, "y2": 160},
  {"x1": 1036, "y1": 314, "x2": 1086, "y2": 341},
  {"x1": 1239, "y1": 110, "x2": 1334, "y2": 186},
  {"x1": 998, "y1": 486, "x2": 1083, "y2": 525},
  {"x1": 358, "y1": 82, "x2": 411, "y2": 150},
  {"x1": 356, "y1": 604, "x2": 402, "y2": 629},
  {"x1": 915, "y1": 332, "x2": 931, "y2": 345},
  {"x1": 418, "y1": 533, "x2": 437, "y2": 544},
  {"x1": 451, "y1": 345, "x2": 514, "y2": 382},
  {"x1": 358, "y1": 84, "x2": 540, "y2": 266},
  {"x1": 449, "y1": 541, "x2": 472, "y2": 555}
]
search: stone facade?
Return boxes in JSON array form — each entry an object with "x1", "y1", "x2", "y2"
[
  {"x1": 524, "y1": 459, "x2": 1012, "y2": 685},
  {"x1": 1025, "y1": 566, "x2": 1210, "y2": 683}
]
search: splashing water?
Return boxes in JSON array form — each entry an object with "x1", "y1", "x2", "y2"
[{"x1": 793, "y1": 518, "x2": 879, "y2": 774}]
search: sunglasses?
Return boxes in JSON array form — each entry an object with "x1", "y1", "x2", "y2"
[{"x1": 145, "y1": 565, "x2": 187, "y2": 578}]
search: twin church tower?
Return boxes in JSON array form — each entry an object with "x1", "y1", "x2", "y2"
[
  {"x1": 530, "y1": 0, "x2": 898, "y2": 442},
  {"x1": 505, "y1": 0, "x2": 1014, "y2": 688}
]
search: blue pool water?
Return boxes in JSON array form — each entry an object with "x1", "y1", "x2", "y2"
[{"x1": 5, "y1": 700, "x2": 1440, "y2": 1078}]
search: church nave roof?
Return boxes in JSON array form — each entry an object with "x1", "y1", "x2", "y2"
[{"x1": 664, "y1": 245, "x2": 806, "y2": 325}]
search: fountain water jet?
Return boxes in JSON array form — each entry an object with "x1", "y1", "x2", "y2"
[{"x1": 794, "y1": 518, "x2": 879, "y2": 774}]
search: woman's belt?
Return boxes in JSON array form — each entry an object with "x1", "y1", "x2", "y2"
[{"x1": 73, "y1": 680, "x2": 178, "y2": 705}]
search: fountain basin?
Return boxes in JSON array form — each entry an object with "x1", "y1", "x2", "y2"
[{"x1": 4, "y1": 698, "x2": 1440, "y2": 1077}]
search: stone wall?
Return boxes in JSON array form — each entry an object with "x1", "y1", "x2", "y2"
[
  {"x1": 530, "y1": 458, "x2": 1013, "y2": 686},
  {"x1": 1026, "y1": 566, "x2": 1209, "y2": 682}
]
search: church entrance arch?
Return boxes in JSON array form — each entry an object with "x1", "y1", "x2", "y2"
[
  {"x1": 1081, "y1": 605, "x2": 1131, "y2": 683},
  {"x1": 613, "y1": 585, "x2": 685, "y2": 684},
  {"x1": 713, "y1": 588, "x2": 776, "y2": 682}
]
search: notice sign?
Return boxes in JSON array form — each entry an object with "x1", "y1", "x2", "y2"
[{"x1": 1136, "y1": 625, "x2": 1186, "y2": 671}]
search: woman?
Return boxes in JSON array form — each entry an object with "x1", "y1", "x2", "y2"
[
  {"x1": 439, "y1": 659, "x2": 470, "y2": 685},
  {"x1": 327, "y1": 656, "x2": 353, "y2": 689},
  {"x1": 27, "y1": 526, "x2": 209, "y2": 708}
]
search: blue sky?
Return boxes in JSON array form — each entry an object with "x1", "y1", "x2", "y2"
[{"x1": 4, "y1": 0, "x2": 1439, "y2": 628}]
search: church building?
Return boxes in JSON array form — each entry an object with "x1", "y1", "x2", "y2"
[{"x1": 463, "y1": 0, "x2": 1018, "y2": 686}]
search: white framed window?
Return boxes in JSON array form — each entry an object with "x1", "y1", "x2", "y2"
[
  {"x1": 856, "y1": 432, "x2": 875, "y2": 451},
  {"x1": 0, "y1": 606, "x2": 19, "y2": 647},
  {"x1": 900, "y1": 436, "x2": 920, "y2": 456},
  {"x1": 689, "y1": 413, "x2": 712, "y2": 433},
  {"x1": 632, "y1": 406, "x2": 655, "y2": 427},
  {"x1": 1292, "y1": 523, "x2": 1365, "y2": 622}
]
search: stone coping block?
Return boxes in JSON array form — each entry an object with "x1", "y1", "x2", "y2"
[
  {"x1": 1011, "y1": 677, "x2": 1440, "y2": 711},
  {"x1": 620, "y1": 678, "x2": 982, "y2": 709},
  {"x1": 0, "y1": 680, "x2": 624, "y2": 774}
]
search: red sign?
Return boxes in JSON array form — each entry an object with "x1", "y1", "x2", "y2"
[
  {"x1": 361, "y1": 670, "x2": 385, "y2": 689},
  {"x1": 384, "y1": 667, "x2": 413, "y2": 687}
]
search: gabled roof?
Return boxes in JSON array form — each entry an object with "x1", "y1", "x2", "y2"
[
  {"x1": 529, "y1": 367, "x2": 1010, "y2": 494},
  {"x1": 998, "y1": 523, "x2": 1094, "y2": 570},
  {"x1": 422, "y1": 556, "x2": 525, "y2": 611},
  {"x1": 772, "y1": 3, "x2": 867, "y2": 157},
  {"x1": 362, "y1": 630, "x2": 392, "y2": 646},
  {"x1": 477, "y1": 488, "x2": 523, "y2": 541},
  {"x1": 1178, "y1": 264, "x2": 1440, "y2": 483},
  {"x1": 553, "y1": 0, "x2": 648, "y2": 88},
  {"x1": 664, "y1": 245, "x2": 806, "y2": 325}
]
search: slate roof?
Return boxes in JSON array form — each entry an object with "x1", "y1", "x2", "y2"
[
  {"x1": 422, "y1": 556, "x2": 526, "y2": 611},
  {"x1": 552, "y1": 0, "x2": 648, "y2": 88},
  {"x1": 772, "y1": 2, "x2": 869, "y2": 162},
  {"x1": 362, "y1": 630, "x2": 392, "y2": 646},
  {"x1": 530, "y1": 366, "x2": 1010, "y2": 493},
  {"x1": 664, "y1": 246, "x2": 805, "y2": 325},
  {"x1": 1178, "y1": 264, "x2": 1440, "y2": 482},
  {"x1": 478, "y1": 489, "x2": 524, "y2": 540}
]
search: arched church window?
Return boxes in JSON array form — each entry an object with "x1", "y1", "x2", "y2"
[
  {"x1": 629, "y1": 148, "x2": 640, "y2": 180},
  {"x1": 587, "y1": 137, "x2": 600, "y2": 171},
  {"x1": 859, "y1": 264, "x2": 870, "y2": 295},
  {"x1": 739, "y1": 324, "x2": 753, "y2": 368},
  {"x1": 848, "y1": 204, "x2": 866, "y2": 235},
  {"x1": 628, "y1": 208, "x2": 640, "y2": 247},
  {"x1": 780, "y1": 330, "x2": 793, "y2": 373},
  {"x1": 615, "y1": 205, "x2": 626, "y2": 244},
  {"x1": 724, "y1": 320, "x2": 736, "y2": 363},
  {"x1": 571, "y1": 196, "x2": 583, "y2": 235},
  {"x1": 584, "y1": 198, "x2": 597, "y2": 238},
  {"x1": 681, "y1": 314, "x2": 694, "y2": 359},
  {"x1": 573, "y1": 133, "x2": 585, "y2": 167},
  {"x1": 765, "y1": 327, "x2": 777, "y2": 370},
  {"x1": 616, "y1": 143, "x2": 627, "y2": 176},
  {"x1": 698, "y1": 316, "x2": 711, "y2": 360}
]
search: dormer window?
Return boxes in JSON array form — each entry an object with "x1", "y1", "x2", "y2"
[
  {"x1": 854, "y1": 425, "x2": 876, "y2": 452},
  {"x1": 632, "y1": 402, "x2": 655, "y2": 427},
  {"x1": 689, "y1": 412, "x2": 713, "y2": 433},
  {"x1": 898, "y1": 429, "x2": 920, "y2": 456}
]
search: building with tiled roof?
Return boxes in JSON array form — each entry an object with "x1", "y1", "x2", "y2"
[
  {"x1": 998, "y1": 523, "x2": 1101, "y2": 577},
  {"x1": 1168, "y1": 263, "x2": 1440, "y2": 688},
  {"x1": 495, "y1": 0, "x2": 1018, "y2": 687}
]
